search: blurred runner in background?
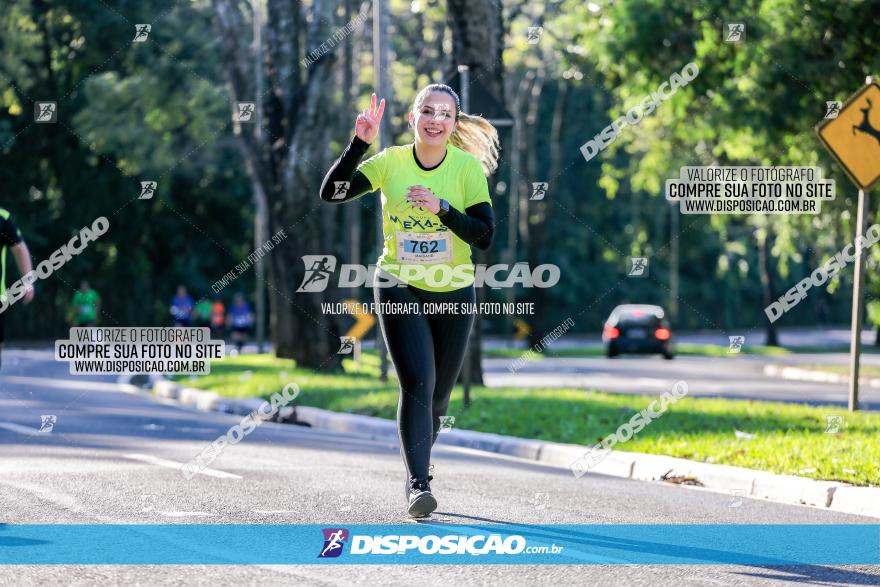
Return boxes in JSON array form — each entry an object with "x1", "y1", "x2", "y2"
[
  {"x1": 170, "y1": 285, "x2": 194, "y2": 326},
  {"x1": 228, "y1": 293, "x2": 254, "y2": 354},
  {"x1": 70, "y1": 280, "x2": 100, "y2": 327},
  {"x1": 193, "y1": 296, "x2": 212, "y2": 329},
  {"x1": 210, "y1": 297, "x2": 226, "y2": 339}
]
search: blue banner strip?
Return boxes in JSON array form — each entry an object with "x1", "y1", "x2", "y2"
[{"x1": 0, "y1": 524, "x2": 877, "y2": 565}]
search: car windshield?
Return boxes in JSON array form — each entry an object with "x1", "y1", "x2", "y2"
[{"x1": 618, "y1": 313, "x2": 659, "y2": 326}]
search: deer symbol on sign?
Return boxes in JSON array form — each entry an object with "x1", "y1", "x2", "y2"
[{"x1": 852, "y1": 98, "x2": 880, "y2": 146}]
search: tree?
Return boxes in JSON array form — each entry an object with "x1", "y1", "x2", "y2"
[
  {"x1": 582, "y1": 0, "x2": 880, "y2": 341},
  {"x1": 446, "y1": 0, "x2": 504, "y2": 385},
  {"x1": 212, "y1": 0, "x2": 350, "y2": 367},
  {"x1": 1, "y1": 0, "x2": 252, "y2": 337}
]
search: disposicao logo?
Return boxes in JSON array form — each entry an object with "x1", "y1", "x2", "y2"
[
  {"x1": 296, "y1": 255, "x2": 561, "y2": 291},
  {"x1": 318, "y1": 528, "x2": 349, "y2": 558},
  {"x1": 297, "y1": 255, "x2": 338, "y2": 293},
  {"x1": 317, "y1": 530, "x2": 540, "y2": 557}
]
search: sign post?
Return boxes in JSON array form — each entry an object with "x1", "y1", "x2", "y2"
[
  {"x1": 848, "y1": 188, "x2": 867, "y2": 411},
  {"x1": 816, "y1": 76, "x2": 880, "y2": 411}
]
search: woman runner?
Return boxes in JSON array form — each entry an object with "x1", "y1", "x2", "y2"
[{"x1": 320, "y1": 85, "x2": 499, "y2": 517}]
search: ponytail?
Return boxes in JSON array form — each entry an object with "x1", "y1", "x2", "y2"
[
  {"x1": 412, "y1": 83, "x2": 501, "y2": 177},
  {"x1": 449, "y1": 112, "x2": 500, "y2": 176}
]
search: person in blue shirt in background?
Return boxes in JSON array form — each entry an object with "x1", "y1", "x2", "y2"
[
  {"x1": 170, "y1": 285, "x2": 194, "y2": 326},
  {"x1": 228, "y1": 292, "x2": 254, "y2": 355}
]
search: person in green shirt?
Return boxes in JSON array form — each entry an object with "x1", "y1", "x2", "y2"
[
  {"x1": 320, "y1": 86, "x2": 499, "y2": 518},
  {"x1": 71, "y1": 281, "x2": 100, "y2": 327},
  {"x1": 193, "y1": 297, "x2": 212, "y2": 328}
]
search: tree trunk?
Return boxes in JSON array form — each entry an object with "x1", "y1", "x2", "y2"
[
  {"x1": 213, "y1": 0, "x2": 344, "y2": 368},
  {"x1": 445, "y1": 0, "x2": 504, "y2": 99},
  {"x1": 446, "y1": 0, "x2": 505, "y2": 386},
  {"x1": 528, "y1": 77, "x2": 567, "y2": 347},
  {"x1": 519, "y1": 65, "x2": 546, "y2": 261},
  {"x1": 341, "y1": 0, "x2": 361, "y2": 281}
]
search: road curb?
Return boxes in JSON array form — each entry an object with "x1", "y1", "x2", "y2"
[
  {"x1": 293, "y1": 407, "x2": 876, "y2": 518},
  {"x1": 145, "y1": 379, "x2": 879, "y2": 520},
  {"x1": 829, "y1": 486, "x2": 880, "y2": 517},
  {"x1": 153, "y1": 379, "x2": 181, "y2": 400},
  {"x1": 147, "y1": 379, "x2": 295, "y2": 420}
]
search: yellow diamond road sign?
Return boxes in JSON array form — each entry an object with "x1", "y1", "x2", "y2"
[
  {"x1": 816, "y1": 81, "x2": 880, "y2": 191},
  {"x1": 342, "y1": 298, "x2": 375, "y2": 340}
]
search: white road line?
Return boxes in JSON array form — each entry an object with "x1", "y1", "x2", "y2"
[
  {"x1": 634, "y1": 377, "x2": 671, "y2": 387},
  {"x1": 0, "y1": 422, "x2": 45, "y2": 435},
  {"x1": 0, "y1": 374, "x2": 140, "y2": 394},
  {"x1": 123, "y1": 453, "x2": 241, "y2": 479},
  {"x1": 0, "y1": 479, "x2": 89, "y2": 516},
  {"x1": 253, "y1": 509, "x2": 301, "y2": 514}
]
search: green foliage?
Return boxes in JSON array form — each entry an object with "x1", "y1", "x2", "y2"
[
  {"x1": 184, "y1": 353, "x2": 880, "y2": 486},
  {"x1": 491, "y1": 0, "x2": 880, "y2": 337},
  {"x1": 1, "y1": 0, "x2": 252, "y2": 335}
]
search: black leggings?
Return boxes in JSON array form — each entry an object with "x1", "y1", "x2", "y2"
[{"x1": 374, "y1": 280, "x2": 475, "y2": 481}]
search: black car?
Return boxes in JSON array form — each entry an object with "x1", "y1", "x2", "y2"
[{"x1": 602, "y1": 304, "x2": 675, "y2": 359}]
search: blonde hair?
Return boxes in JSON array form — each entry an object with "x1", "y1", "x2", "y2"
[{"x1": 412, "y1": 84, "x2": 500, "y2": 176}]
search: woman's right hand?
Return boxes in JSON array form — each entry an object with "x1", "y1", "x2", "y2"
[{"x1": 355, "y1": 92, "x2": 386, "y2": 144}]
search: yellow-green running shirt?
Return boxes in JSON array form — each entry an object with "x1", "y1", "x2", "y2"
[{"x1": 356, "y1": 143, "x2": 491, "y2": 292}]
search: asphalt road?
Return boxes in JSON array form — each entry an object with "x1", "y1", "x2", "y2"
[
  {"x1": 484, "y1": 326, "x2": 880, "y2": 350},
  {"x1": 484, "y1": 353, "x2": 880, "y2": 409},
  {"x1": 1, "y1": 349, "x2": 879, "y2": 585}
]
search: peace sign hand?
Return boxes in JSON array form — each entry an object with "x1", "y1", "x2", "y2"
[{"x1": 355, "y1": 93, "x2": 386, "y2": 145}]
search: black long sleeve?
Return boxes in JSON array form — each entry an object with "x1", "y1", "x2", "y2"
[
  {"x1": 439, "y1": 202, "x2": 494, "y2": 251},
  {"x1": 319, "y1": 136, "x2": 375, "y2": 203}
]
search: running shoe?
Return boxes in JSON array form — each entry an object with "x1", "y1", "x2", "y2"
[
  {"x1": 406, "y1": 475, "x2": 437, "y2": 518},
  {"x1": 405, "y1": 465, "x2": 434, "y2": 501}
]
